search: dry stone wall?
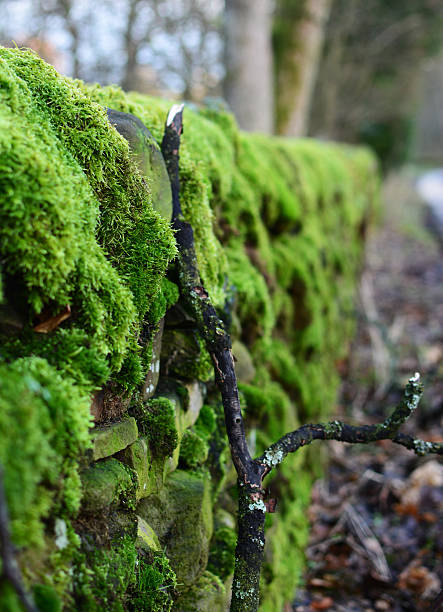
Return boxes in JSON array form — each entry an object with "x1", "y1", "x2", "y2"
[{"x1": 0, "y1": 48, "x2": 379, "y2": 611}]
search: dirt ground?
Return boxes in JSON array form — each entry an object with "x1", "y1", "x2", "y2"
[{"x1": 292, "y1": 169, "x2": 443, "y2": 612}]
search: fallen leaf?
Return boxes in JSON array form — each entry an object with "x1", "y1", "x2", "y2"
[
  {"x1": 34, "y1": 304, "x2": 71, "y2": 333},
  {"x1": 398, "y1": 562, "x2": 441, "y2": 599},
  {"x1": 311, "y1": 597, "x2": 334, "y2": 610}
]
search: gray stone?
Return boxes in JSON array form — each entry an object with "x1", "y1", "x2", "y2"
[
  {"x1": 117, "y1": 437, "x2": 151, "y2": 500},
  {"x1": 106, "y1": 108, "x2": 172, "y2": 221},
  {"x1": 137, "y1": 469, "x2": 213, "y2": 588},
  {"x1": 136, "y1": 515, "x2": 161, "y2": 552},
  {"x1": 92, "y1": 417, "x2": 138, "y2": 461},
  {"x1": 143, "y1": 319, "x2": 164, "y2": 400},
  {"x1": 174, "y1": 571, "x2": 227, "y2": 611},
  {"x1": 232, "y1": 340, "x2": 256, "y2": 383},
  {"x1": 183, "y1": 380, "x2": 205, "y2": 429},
  {"x1": 81, "y1": 458, "x2": 135, "y2": 513}
]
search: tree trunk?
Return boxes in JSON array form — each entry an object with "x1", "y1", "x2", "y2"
[
  {"x1": 274, "y1": 0, "x2": 332, "y2": 136},
  {"x1": 121, "y1": 0, "x2": 141, "y2": 92},
  {"x1": 224, "y1": 0, "x2": 274, "y2": 133}
]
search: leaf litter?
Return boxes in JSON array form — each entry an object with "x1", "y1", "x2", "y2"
[{"x1": 293, "y1": 171, "x2": 443, "y2": 612}]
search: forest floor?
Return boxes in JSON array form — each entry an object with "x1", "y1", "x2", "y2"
[{"x1": 292, "y1": 169, "x2": 443, "y2": 612}]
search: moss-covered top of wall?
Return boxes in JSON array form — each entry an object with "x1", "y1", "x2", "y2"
[{"x1": 0, "y1": 47, "x2": 378, "y2": 611}]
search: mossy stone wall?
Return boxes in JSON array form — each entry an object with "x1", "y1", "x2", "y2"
[{"x1": 0, "y1": 48, "x2": 378, "y2": 611}]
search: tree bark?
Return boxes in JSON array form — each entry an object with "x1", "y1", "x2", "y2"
[
  {"x1": 121, "y1": 0, "x2": 143, "y2": 92},
  {"x1": 275, "y1": 0, "x2": 332, "y2": 136},
  {"x1": 224, "y1": 0, "x2": 274, "y2": 133}
]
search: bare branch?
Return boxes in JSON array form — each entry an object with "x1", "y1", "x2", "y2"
[
  {"x1": 160, "y1": 105, "x2": 256, "y2": 485},
  {"x1": 257, "y1": 373, "x2": 442, "y2": 475},
  {"x1": 0, "y1": 466, "x2": 38, "y2": 612},
  {"x1": 159, "y1": 107, "x2": 442, "y2": 612}
]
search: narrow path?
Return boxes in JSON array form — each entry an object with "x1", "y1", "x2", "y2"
[{"x1": 293, "y1": 169, "x2": 443, "y2": 612}]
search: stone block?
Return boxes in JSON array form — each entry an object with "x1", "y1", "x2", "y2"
[
  {"x1": 106, "y1": 108, "x2": 172, "y2": 221},
  {"x1": 137, "y1": 469, "x2": 213, "y2": 588},
  {"x1": 232, "y1": 340, "x2": 256, "y2": 383},
  {"x1": 117, "y1": 437, "x2": 152, "y2": 500},
  {"x1": 174, "y1": 571, "x2": 227, "y2": 611},
  {"x1": 136, "y1": 516, "x2": 160, "y2": 552},
  {"x1": 182, "y1": 380, "x2": 205, "y2": 429},
  {"x1": 143, "y1": 319, "x2": 164, "y2": 400},
  {"x1": 81, "y1": 458, "x2": 135, "y2": 513},
  {"x1": 92, "y1": 417, "x2": 138, "y2": 461}
]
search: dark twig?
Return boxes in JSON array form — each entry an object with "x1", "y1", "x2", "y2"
[
  {"x1": 257, "y1": 373, "x2": 442, "y2": 477},
  {"x1": 160, "y1": 105, "x2": 259, "y2": 486},
  {"x1": 160, "y1": 107, "x2": 443, "y2": 612},
  {"x1": 161, "y1": 105, "x2": 265, "y2": 611},
  {"x1": 0, "y1": 466, "x2": 38, "y2": 612}
]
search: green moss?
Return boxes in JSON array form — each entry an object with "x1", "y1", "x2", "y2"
[
  {"x1": 133, "y1": 397, "x2": 178, "y2": 459},
  {"x1": 0, "y1": 47, "x2": 378, "y2": 611},
  {"x1": 179, "y1": 430, "x2": 209, "y2": 469},
  {"x1": 194, "y1": 404, "x2": 217, "y2": 439},
  {"x1": 0, "y1": 358, "x2": 91, "y2": 549},
  {"x1": 207, "y1": 526, "x2": 237, "y2": 581},
  {"x1": 0, "y1": 47, "x2": 176, "y2": 396},
  {"x1": 146, "y1": 277, "x2": 179, "y2": 325},
  {"x1": 73, "y1": 536, "x2": 137, "y2": 611},
  {"x1": 129, "y1": 552, "x2": 176, "y2": 612},
  {"x1": 33, "y1": 584, "x2": 62, "y2": 612}
]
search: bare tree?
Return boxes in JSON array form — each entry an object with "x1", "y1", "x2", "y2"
[
  {"x1": 224, "y1": 0, "x2": 274, "y2": 133},
  {"x1": 36, "y1": 0, "x2": 84, "y2": 79},
  {"x1": 274, "y1": 0, "x2": 332, "y2": 136},
  {"x1": 309, "y1": 0, "x2": 443, "y2": 164}
]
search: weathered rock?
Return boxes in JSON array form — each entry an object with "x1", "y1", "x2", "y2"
[
  {"x1": 143, "y1": 318, "x2": 164, "y2": 400},
  {"x1": 117, "y1": 437, "x2": 151, "y2": 499},
  {"x1": 416, "y1": 169, "x2": 443, "y2": 248},
  {"x1": 92, "y1": 417, "x2": 138, "y2": 461},
  {"x1": 106, "y1": 108, "x2": 172, "y2": 221},
  {"x1": 149, "y1": 381, "x2": 197, "y2": 475},
  {"x1": 161, "y1": 328, "x2": 213, "y2": 382},
  {"x1": 90, "y1": 382, "x2": 132, "y2": 424},
  {"x1": 232, "y1": 340, "x2": 256, "y2": 383},
  {"x1": 81, "y1": 458, "x2": 135, "y2": 513},
  {"x1": 137, "y1": 469, "x2": 213, "y2": 587},
  {"x1": 183, "y1": 380, "x2": 205, "y2": 429},
  {"x1": 136, "y1": 515, "x2": 161, "y2": 552},
  {"x1": 174, "y1": 571, "x2": 227, "y2": 611}
]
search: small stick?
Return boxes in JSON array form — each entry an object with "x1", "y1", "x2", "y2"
[{"x1": 0, "y1": 466, "x2": 38, "y2": 612}]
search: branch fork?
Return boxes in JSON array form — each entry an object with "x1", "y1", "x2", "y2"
[{"x1": 160, "y1": 105, "x2": 442, "y2": 612}]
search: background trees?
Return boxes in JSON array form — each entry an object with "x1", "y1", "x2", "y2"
[{"x1": 2, "y1": 0, "x2": 443, "y2": 162}]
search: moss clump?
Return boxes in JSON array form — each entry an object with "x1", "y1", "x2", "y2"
[
  {"x1": 129, "y1": 552, "x2": 177, "y2": 612},
  {"x1": 0, "y1": 358, "x2": 91, "y2": 549},
  {"x1": 207, "y1": 526, "x2": 237, "y2": 581},
  {"x1": 33, "y1": 584, "x2": 62, "y2": 612},
  {"x1": 0, "y1": 47, "x2": 176, "y2": 396},
  {"x1": 73, "y1": 536, "x2": 137, "y2": 611},
  {"x1": 194, "y1": 404, "x2": 217, "y2": 439},
  {"x1": 179, "y1": 430, "x2": 209, "y2": 469},
  {"x1": 133, "y1": 397, "x2": 178, "y2": 459},
  {"x1": 146, "y1": 277, "x2": 179, "y2": 325}
]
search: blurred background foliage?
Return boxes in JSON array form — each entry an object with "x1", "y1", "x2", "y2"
[{"x1": 1, "y1": 0, "x2": 443, "y2": 168}]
